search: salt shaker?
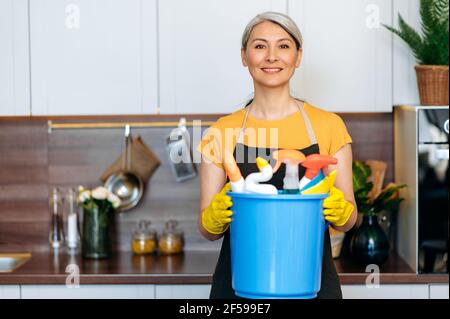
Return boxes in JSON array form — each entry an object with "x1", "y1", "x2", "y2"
[{"x1": 65, "y1": 188, "x2": 80, "y2": 251}]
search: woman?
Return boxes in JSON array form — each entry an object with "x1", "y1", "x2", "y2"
[{"x1": 196, "y1": 12, "x2": 357, "y2": 299}]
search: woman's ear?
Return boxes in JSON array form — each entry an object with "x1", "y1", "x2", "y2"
[
  {"x1": 241, "y1": 48, "x2": 248, "y2": 67},
  {"x1": 295, "y1": 48, "x2": 303, "y2": 68}
]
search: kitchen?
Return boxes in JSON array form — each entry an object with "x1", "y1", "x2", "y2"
[{"x1": 0, "y1": 0, "x2": 448, "y2": 300}]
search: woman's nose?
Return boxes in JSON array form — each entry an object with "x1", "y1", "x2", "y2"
[{"x1": 266, "y1": 47, "x2": 278, "y2": 62}]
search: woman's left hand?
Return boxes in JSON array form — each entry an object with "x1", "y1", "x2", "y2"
[{"x1": 323, "y1": 186, "x2": 355, "y2": 227}]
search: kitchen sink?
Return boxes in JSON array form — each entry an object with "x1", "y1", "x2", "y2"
[{"x1": 0, "y1": 253, "x2": 32, "y2": 273}]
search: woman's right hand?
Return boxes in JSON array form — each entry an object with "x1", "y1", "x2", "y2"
[{"x1": 201, "y1": 183, "x2": 233, "y2": 235}]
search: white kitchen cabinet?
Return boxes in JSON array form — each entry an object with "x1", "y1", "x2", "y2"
[
  {"x1": 159, "y1": 0, "x2": 288, "y2": 114},
  {"x1": 0, "y1": 0, "x2": 30, "y2": 116},
  {"x1": 341, "y1": 284, "x2": 429, "y2": 299},
  {"x1": 20, "y1": 284, "x2": 155, "y2": 299},
  {"x1": 30, "y1": 0, "x2": 158, "y2": 115},
  {"x1": 289, "y1": 0, "x2": 393, "y2": 112},
  {"x1": 429, "y1": 284, "x2": 449, "y2": 300},
  {"x1": 0, "y1": 285, "x2": 21, "y2": 299},
  {"x1": 392, "y1": 0, "x2": 421, "y2": 106},
  {"x1": 155, "y1": 284, "x2": 211, "y2": 299},
  {"x1": 11, "y1": 283, "x2": 448, "y2": 299}
]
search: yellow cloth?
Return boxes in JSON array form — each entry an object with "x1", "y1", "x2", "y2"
[
  {"x1": 301, "y1": 170, "x2": 337, "y2": 195},
  {"x1": 197, "y1": 102, "x2": 352, "y2": 170}
]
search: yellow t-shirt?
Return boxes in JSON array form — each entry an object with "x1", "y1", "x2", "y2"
[{"x1": 196, "y1": 102, "x2": 352, "y2": 170}]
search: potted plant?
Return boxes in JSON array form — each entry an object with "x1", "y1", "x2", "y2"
[
  {"x1": 384, "y1": 0, "x2": 449, "y2": 105},
  {"x1": 350, "y1": 161, "x2": 406, "y2": 266},
  {"x1": 78, "y1": 186, "x2": 121, "y2": 259}
]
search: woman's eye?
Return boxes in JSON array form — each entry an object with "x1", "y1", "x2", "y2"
[
  {"x1": 255, "y1": 44, "x2": 265, "y2": 49},
  {"x1": 280, "y1": 44, "x2": 290, "y2": 49}
]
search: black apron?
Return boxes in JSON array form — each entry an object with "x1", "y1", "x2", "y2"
[{"x1": 209, "y1": 100, "x2": 342, "y2": 299}]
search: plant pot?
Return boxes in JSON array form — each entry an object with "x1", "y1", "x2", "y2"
[
  {"x1": 81, "y1": 204, "x2": 115, "y2": 259},
  {"x1": 350, "y1": 215, "x2": 390, "y2": 266},
  {"x1": 415, "y1": 65, "x2": 449, "y2": 106}
]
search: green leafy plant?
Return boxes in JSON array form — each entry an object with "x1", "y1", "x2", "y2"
[
  {"x1": 352, "y1": 161, "x2": 407, "y2": 216},
  {"x1": 383, "y1": 0, "x2": 449, "y2": 65}
]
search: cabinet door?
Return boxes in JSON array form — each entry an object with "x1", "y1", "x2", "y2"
[
  {"x1": 0, "y1": 0, "x2": 30, "y2": 116},
  {"x1": 30, "y1": 0, "x2": 158, "y2": 115},
  {"x1": 289, "y1": 0, "x2": 393, "y2": 112},
  {"x1": 0, "y1": 285, "x2": 21, "y2": 299},
  {"x1": 155, "y1": 284, "x2": 211, "y2": 299},
  {"x1": 20, "y1": 284, "x2": 155, "y2": 299},
  {"x1": 341, "y1": 284, "x2": 429, "y2": 299},
  {"x1": 392, "y1": 0, "x2": 421, "y2": 106},
  {"x1": 429, "y1": 284, "x2": 449, "y2": 299},
  {"x1": 159, "y1": 0, "x2": 288, "y2": 114}
]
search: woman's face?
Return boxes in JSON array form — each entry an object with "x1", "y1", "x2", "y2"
[{"x1": 241, "y1": 21, "x2": 302, "y2": 88}]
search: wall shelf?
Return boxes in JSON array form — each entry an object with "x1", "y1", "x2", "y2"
[{"x1": 47, "y1": 120, "x2": 215, "y2": 133}]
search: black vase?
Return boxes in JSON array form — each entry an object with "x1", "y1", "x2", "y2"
[
  {"x1": 81, "y1": 204, "x2": 114, "y2": 259},
  {"x1": 350, "y1": 215, "x2": 390, "y2": 266}
]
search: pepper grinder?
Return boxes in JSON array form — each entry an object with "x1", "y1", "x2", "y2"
[{"x1": 49, "y1": 187, "x2": 65, "y2": 249}]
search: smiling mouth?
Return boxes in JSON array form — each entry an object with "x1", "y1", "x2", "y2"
[{"x1": 261, "y1": 68, "x2": 283, "y2": 74}]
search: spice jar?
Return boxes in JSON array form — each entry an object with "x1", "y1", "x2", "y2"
[
  {"x1": 132, "y1": 220, "x2": 157, "y2": 255},
  {"x1": 158, "y1": 220, "x2": 184, "y2": 255}
]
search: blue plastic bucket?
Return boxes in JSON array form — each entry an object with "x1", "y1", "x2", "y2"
[{"x1": 228, "y1": 191, "x2": 328, "y2": 299}]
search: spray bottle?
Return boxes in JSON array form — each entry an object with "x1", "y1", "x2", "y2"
[
  {"x1": 301, "y1": 170, "x2": 337, "y2": 195},
  {"x1": 223, "y1": 149, "x2": 246, "y2": 193},
  {"x1": 298, "y1": 154, "x2": 338, "y2": 191},
  {"x1": 272, "y1": 150, "x2": 306, "y2": 194}
]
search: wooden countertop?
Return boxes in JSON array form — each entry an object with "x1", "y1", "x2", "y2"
[{"x1": 0, "y1": 250, "x2": 447, "y2": 285}]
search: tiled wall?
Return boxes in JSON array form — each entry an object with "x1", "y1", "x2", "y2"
[{"x1": 0, "y1": 113, "x2": 393, "y2": 252}]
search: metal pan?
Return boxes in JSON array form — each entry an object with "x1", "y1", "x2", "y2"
[{"x1": 104, "y1": 125, "x2": 144, "y2": 212}]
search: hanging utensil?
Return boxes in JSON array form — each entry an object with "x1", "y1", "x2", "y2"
[
  {"x1": 165, "y1": 118, "x2": 197, "y2": 182},
  {"x1": 104, "y1": 125, "x2": 144, "y2": 212}
]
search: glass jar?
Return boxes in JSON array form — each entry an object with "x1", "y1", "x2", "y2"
[
  {"x1": 132, "y1": 220, "x2": 157, "y2": 255},
  {"x1": 158, "y1": 220, "x2": 184, "y2": 255}
]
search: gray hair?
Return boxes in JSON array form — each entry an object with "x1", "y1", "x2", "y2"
[{"x1": 241, "y1": 12, "x2": 303, "y2": 51}]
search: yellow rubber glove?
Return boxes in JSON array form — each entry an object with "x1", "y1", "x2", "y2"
[
  {"x1": 201, "y1": 183, "x2": 233, "y2": 235},
  {"x1": 323, "y1": 186, "x2": 354, "y2": 227}
]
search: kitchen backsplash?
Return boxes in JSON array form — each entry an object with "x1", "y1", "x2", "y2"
[{"x1": 0, "y1": 113, "x2": 393, "y2": 252}]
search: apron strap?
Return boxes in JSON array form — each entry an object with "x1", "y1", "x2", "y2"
[
  {"x1": 237, "y1": 105, "x2": 252, "y2": 144},
  {"x1": 295, "y1": 99, "x2": 317, "y2": 145},
  {"x1": 237, "y1": 99, "x2": 317, "y2": 145}
]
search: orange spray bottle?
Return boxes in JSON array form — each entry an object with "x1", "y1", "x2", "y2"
[
  {"x1": 298, "y1": 154, "x2": 338, "y2": 191},
  {"x1": 223, "y1": 149, "x2": 246, "y2": 193}
]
